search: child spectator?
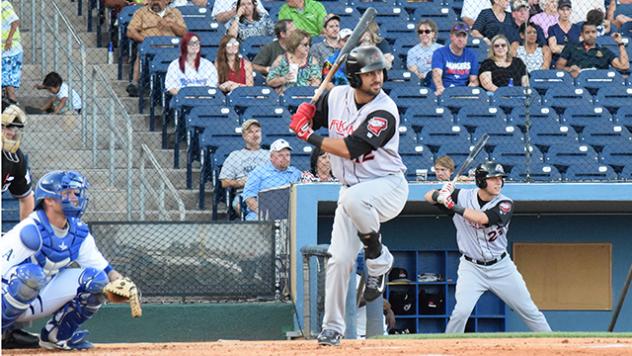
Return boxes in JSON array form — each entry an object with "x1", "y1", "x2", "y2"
[{"x1": 34, "y1": 72, "x2": 82, "y2": 114}]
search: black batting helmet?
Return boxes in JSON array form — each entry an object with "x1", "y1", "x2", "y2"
[
  {"x1": 475, "y1": 161, "x2": 507, "y2": 189},
  {"x1": 345, "y1": 45, "x2": 388, "y2": 88}
]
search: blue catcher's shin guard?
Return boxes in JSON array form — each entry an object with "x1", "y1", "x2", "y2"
[
  {"x1": 39, "y1": 268, "x2": 108, "y2": 350},
  {"x1": 2, "y1": 263, "x2": 46, "y2": 333}
]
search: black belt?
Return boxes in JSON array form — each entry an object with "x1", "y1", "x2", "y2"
[{"x1": 464, "y1": 252, "x2": 507, "y2": 266}]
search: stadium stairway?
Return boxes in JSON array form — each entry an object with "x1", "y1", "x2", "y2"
[{"x1": 12, "y1": 1, "x2": 214, "y2": 222}]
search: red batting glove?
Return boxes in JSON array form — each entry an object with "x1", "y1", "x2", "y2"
[
  {"x1": 290, "y1": 104, "x2": 316, "y2": 141},
  {"x1": 296, "y1": 102, "x2": 316, "y2": 119},
  {"x1": 443, "y1": 195, "x2": 455, "y2": 210}
]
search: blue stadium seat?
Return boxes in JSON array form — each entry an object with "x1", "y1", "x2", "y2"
[
  {"x1": 263, "y1": 1, "x2": 286, "y2": 19},
  {"x1": 337, "y1": 9, "x2": 362, "y2": 30},
  {"x1": 227, "y1": 86, "x2": 281, "y2": 115},
  {"x1": 529, "y1": 123, "x2": 579, "y2": 151},
  {"x1": 199, "y1": 132, "x2": 245, "y2": 209},
  {"x1": 419, "y1": 122, "x2": 469, "y2": 149},
  {"x1": 581, "y1": 124, "x2": 632, "y2": 150},
  {"x1": 401, "y1": 153, "x2": 435, "y2": 181},
  {"x1": 390, "y1": 87, "x2": 437, "y2": 115},
  {"x1": 455, "y1": 106, "x2": 507, "y2": 134},
  {"x1": 281, "y1": 86, "x2": 317, "y2": 113},
  {"x1": 291, "y1": 153, "x2": 312, "y2": 172},
  {"x1": 438, "y1": 87, "x2": 489, "y2": 114},
  {"x1": 594, "y1": 86, "x2": 632, "y2": 114},
  {"x1": 177, "y1": 5, "x2": 212, "y2": 17},
  {"x1": 392, "y1": 36, "x2": 419, "y2": 65},
  {"x1": 148, "y1": 50, "x2": 179, "y2": 131},
  {"x1": 117, "y1": 5, "x2": 142, "y2": 81},
  {"x1": 491, "y1": 143, "x2": 544, "y2": 171},
  {"x1": 619, "y1": 164, "x2": 632, "y2": 180},
  {"x1": 472, "y1": 125, "x2": 523, "y2": 150},
  {"x1": 491, "y1": 87, "x2": 541, "y2": 115},
  {"x1": 601, "y1": 143, "x2": 632, "y2": 172},
  {"x1": 508, "y1": 163, "x2": 562, "y2": 182},
  {"x1": 436, "y1": 140, "x2": 488, "y2": 174},
  {"x1": 241, "y1": 35, "x2": 274, "y2": 61},
  {"x1": 545, "y1": 143, "x2": 599, "y2": 170},
  {"x1": 410, "y1": 3, "x2": 458, "y2": 22},
  {"x1": 529, "y1": 70, "x2": 573, "y2": 95},
  {"x1": 614, "y1": 105, "x2": 632, "y2": 132},
  {"x1": 197, "y1": 31, "x2": 224, "y2": 57},
  {"x1": 381, "y1": 21, "x2": 416, "y2": 46},
  {"x1": 403, "y1": 105, "x2": 453, "y2": 135},
  {"x1": 243, "y1": 105, "x2": 292, "y2": 137},
  {"x1": 575, "y1": 69, "x2": 626, "y2": 95},
  {"x1": 398, "y1": 133, "x2": 424, "y2": 154},
  {"x1": 185, "y1": 18, "x2": 223, "y2": 34},
  {"x1": 366, "y1": 5, "x2": 410, "y2": 27},
  {"x1": 137, "y1": 36, "x2": 181, "y2": 113},
  {"x1": 564, "y1": 163, "x2": 617, "y2": 181},
  {"x1": 507, "y1": 104, "x2": 559, "y2": 133},
  {"x1": 560, "y1": 105, "x2": 613, "y2": 135},
  {"x1": 542, "y1": 85, "x2": 593, "y2": 115}
]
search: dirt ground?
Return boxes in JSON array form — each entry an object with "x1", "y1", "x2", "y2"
[{"x1": 5, "y1": 338, "x2": 632, "y2": 356}]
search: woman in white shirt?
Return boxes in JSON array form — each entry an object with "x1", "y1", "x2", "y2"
[{"x1": 165, "y1": 32, "x2": 218, "y2": 95}]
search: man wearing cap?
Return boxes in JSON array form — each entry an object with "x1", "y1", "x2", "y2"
[
  {"x1": 431, "y1": 22, "x2": 479, "y2": 96},
  {"x1": 310, "y1": 14, "x2": 341, "y2": 67},
  {"x1": 242, "y1": 138, "x2": 302, "y2": 220},
  {"x1": 253, "y1": 19, "x2": 295, "y2": 76},
  {"x1": 321, "y1": 28, "x2": 353, "y2": 88},
  {"x1": 556, "y1": 22, "x2": 629, "y2": 78},
  {"x1": 278, "y1": 0, "x2": 327, "y2": 37},
  {"x1": 218, "y1": 119, "x2": 269, "y2": 218}
]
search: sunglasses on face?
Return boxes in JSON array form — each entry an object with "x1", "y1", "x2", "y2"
[
  {"x1": 494, "y1": 43, "x2": 507, "y2": 48},
  {"x1": 188, "y1": 40, "x2": 200, "y2": 46},
  {"x1": 227, "y1": 40, "x2": 239, "y2": 47},
  {"x1": 418, "y1": 29, "x2": 433, "y2": 34}
]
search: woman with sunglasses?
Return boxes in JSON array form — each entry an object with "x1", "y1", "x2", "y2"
[
  {"x1": 226, "y1": 0, "x2": 274, "y2": 41},
  {"x1": 216, "y1": 35, "x2": 254, "y2": 93},
  {"x1": 165, "y1": 32, "x2": 218, "y2": 96},
  {"x1": 407, "y1": 19, "x2": 442, "y2": 85},
  {"x1": 479, "y1": 34, "x2": 528, "y2": 92},
  {"x1": 266, "y1": 29, "x2": 321, "y2": 94}
]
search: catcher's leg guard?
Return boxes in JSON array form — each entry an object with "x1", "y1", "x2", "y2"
[
  {"x1": 39, "y1": 268, "x2": 107, "y2": 350},
  {"x1": 2, "y1": 263, "x2": 46, "y2": 333},
  {"x1": 357, "y1": 231, "x2": 382, "y2": 260}
]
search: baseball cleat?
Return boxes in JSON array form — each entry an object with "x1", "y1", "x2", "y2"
[
  {"x1": 39, "y1": 329, "x2": 93, "y2": 350},
  {"x1": 364, "y1": 273, "x2": 386, "y2": 302},
  {"x1": 2, "y1": 328, "x2": 40, "y2": 349},
  {"x1": 317, "y1": 329, "x2": 342, "y2": 346}
]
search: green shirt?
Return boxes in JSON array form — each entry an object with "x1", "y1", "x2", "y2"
[
  {"x1": 559, "y1": 42, "x2": 617, "y2": 70},
  {"x1": 278, "y1": 0, "x2": 326, "y2": 37}
]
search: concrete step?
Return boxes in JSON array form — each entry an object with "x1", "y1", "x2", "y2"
[
  {"x1": 26, "y1": 148, "x2": 172, "y2": 170},
  {"x1": 20, "y1": 31, "x2": 98, "y2": 50},
  {"x1": 83, "y1": 209, "x2": 214, "y2": 223},
  {"x1": 22, "y1": 128, "x2": 163, "y2": 151}
]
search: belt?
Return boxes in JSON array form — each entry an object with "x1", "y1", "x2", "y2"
[{"x1": 464, "y1": 252, "x2": 507, "y2": 266}]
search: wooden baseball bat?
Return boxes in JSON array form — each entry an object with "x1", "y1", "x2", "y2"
[{"x1": 450, "y1": 133, "x2": 489, "y2": 185}]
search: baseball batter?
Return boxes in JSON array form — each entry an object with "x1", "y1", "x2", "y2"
[
  {"x1": 1, "y1": 170, "x2": 124, "y2": 350},
  {"x1": 289, "y1": 45, "x2": 408, "y2": 346},
  {"x1": 424, "y1": 161, "x2": 551, "y2": 333}
]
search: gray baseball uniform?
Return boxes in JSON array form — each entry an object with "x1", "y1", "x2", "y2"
[
  {"x1": 311, "y1": 85, "x2": 408, "y2": 335},
  {"x1": 444, "y1": 188, "x2": 551, "y2": 333}
]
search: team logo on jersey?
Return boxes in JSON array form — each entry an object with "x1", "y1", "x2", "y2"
[
  {"x1": 499, "y1": 201, "x2": 512, "y2": 215},
  {"x1": 367, "y1": 117, "x2": 388, "y2": 136}
]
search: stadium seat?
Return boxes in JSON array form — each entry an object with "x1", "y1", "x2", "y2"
[
  {"x1": 614, "y1": 105, "x2": 632, "y2": 132},
  {"x1": 410, "y1": 3, "x2": 457, "y2": 22},
  {"x1": 542, "y1": 85, "x2": 593, "y2": 115},
  {"x1": 227, "y1": 86, "x2": 281, "y2": 115},
  {"x1": 601, "y1": 143, "x2": 632, "y2": 172},
  {"x1": 581, "y1": 124, "x2": 632, "y2": 150},
  {"x1": 241, "y1": 35, "x2": 274, "y2": 61},
  {"x1": 507, "y1": 105, "x2": 559, "y2": 133},
  {"x1": 243, "y1": 105, "x2": 292, "y2": 138},
  {"x1": 594, "y1": 86, "x2": 632, "y2": 114},
  {"x1": 471, "y1": 126, "x2": 523, "y2": 150},
  {"x1": 197, "y1": 31, "x2": 224, "y2": 58},
  {"x1": 281, "y1": 86, "x2": 317, "y2": 113},
  {"x1": 618, "y1": 164, "x2": 632, "y2": 180},
  {"x1": 148, "y1": 50, "x2": 179, "y2": 131},
  {"x1": 185, "y1": 18, "x2": 223, "y2": 34},
  {"x1": 401, "y1": 153, "x2": 435, "y2": 181},
  {"x1": 529, "y1": 123, "x2": 579, "y2": 152},
  {"x1": 436, "y1": 140, "x2": 488, "y2": 173},
  {"x1": 491, "y1": 143, "x2": 544, "y2": 171},
  {"x1": 390, "y1": 87, "x2": 437, "y2": 115},
  {"x1": 137, "y1": 36, "x2": 181, "y2": 113},
  {"x1": 262, "y1": 0, "x2": 286, "y2": 19},
  {"x1": 545, "y1": 143, "x2": 599, "y2": 171},
  {"x1": 363, "y1": 5, "x2": 410, "y2": 27},
  {"x1": 117, "y1": 5, "x2": 142, "y2": 81},
  {"x1": 438, "y1": 87, "x2": 489, "y2": 114},
  {"x1": 491, "y1": 87, "x2": 541, "y2": 115},
  {"x1": 508, "y1": 163, "x2": 562, "y2": 182},
  {"x1": 381, "y1": 22, "x2": 416, "y2": 46},
  {"x1": 392, "y1": 36, "x2": 420, "y2": 65},
  {"x1": 398, "y1": 133, "x2": 425, "y2": 154},
  {"x1": 419, "y1": 122, "x2": 469, "y2": 149},
  {"x1": 560, "y1": 105, "x2": 613, "y2": 135},
  {"x1": 199, "y1": 133, "x2": 245, "y2": 209},
  {"x1": 575, "y1": 70, "x2": 626, "y2": 95},
  {"x1": 403, "y1": 105, "x2": 453, "y2": 135},
  {"x1": 529, "y1": 70, "x2": 573, "y2": 95},
  {"x1": 455, "y1": 106, "x2": 507, "y2": 134},
  {"x1": 564, "y1": 163, "x2": 617, "y2": 181}
]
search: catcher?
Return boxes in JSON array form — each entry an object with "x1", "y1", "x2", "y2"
[{"x1": 1, "y1": 170, "x2": 141, "y2": 350}]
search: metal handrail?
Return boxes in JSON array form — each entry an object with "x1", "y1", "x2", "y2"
[{"x1": 139, "y1": 144, "x2": 186, "y2": 221}]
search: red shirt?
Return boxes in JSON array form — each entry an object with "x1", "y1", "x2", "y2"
[{"x1": 227, "y1": 58, "x2": 247, "y2": 85}]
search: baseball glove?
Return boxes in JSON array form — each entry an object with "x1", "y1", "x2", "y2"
[{"x1": 103, "y1": 277, "x2": 142, "y2": 318}]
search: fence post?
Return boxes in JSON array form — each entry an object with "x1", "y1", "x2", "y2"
[
  {"x1": 91, "y1": 72, "x2": 98, "y2": 167},
  {"x1": 109, "y1": 98, "x2": 115, "y2": 186},
  {"x1": 40, "y1": 2, "x2": 46, "y2": 73},
  {"x1": 31, "y1": 0, "x2": 35, "y2": 64},
  {"x1": 53, "y1": 13, "x2": 59, "y2": 72},
  {"x1": 140, "y1": 149, "x2": 146, "y2": 221},
  {"x1": 127, "y1": 114, "x2": 133, "y2": 220},
  {"x1": 81, "y1": 48, "x2": 87, "y2": 146}
]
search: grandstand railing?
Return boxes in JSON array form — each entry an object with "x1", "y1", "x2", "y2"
[{"x1": 139, "y1": 144, "x2": 186, "y2": 221}]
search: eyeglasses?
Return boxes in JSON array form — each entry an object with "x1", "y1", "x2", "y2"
[
  {"x1": 418, "y1": 29, "x2": 433, "y2": 34},
  {"x1": 494, "y1": 43, "x2": 508, "y2": 48},
  {"x1": 226, "y1": 40, "x2": 240, "y2": 47},
  {"x1": 300, "y1": 41, "x2": 310, "y2": 47},
  {"x1": 188, "y1": 40, "x2": 200, "y2": 47}
]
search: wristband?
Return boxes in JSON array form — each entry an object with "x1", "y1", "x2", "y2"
[
  {"x1": 619, "y1": 43, "x2": 625, "y2": 47},
  {"x1": 307, "y1": 133, "x2": 324, "y2": 148},
  {"x1": 453, "y1": 206, "x2": 465, "y2": 216},
  {"x1": 431, "y1": 191, "x2": 440, "y2": 202}
]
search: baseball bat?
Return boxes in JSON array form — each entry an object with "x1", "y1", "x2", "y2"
[
  {"x1": 310, "y1": 7, "x2": 377, "y2": 104},
  {"x1": 451, "y1": 133, "x2": 489, "y2": 185}
]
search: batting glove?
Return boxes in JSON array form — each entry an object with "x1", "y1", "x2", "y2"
[
  {"x1": 440, "y1": 181, "x2": 455, "y2": 194},
  {"x1": 443, "y1": 195, "x2": 455, "y2": 210},
  {"x1": 290, "y1": 104, "x2": 316, "y2": 141}
]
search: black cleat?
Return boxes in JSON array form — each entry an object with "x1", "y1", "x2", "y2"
[
  {"x1": 364, "y1": 273, "x2": 386, "y2": 302},
  {"x1": 317, "y1": 329, "x2": 342, "y2": 346},
  {"x1": 2, "y1": 328, "x2": 40, "y2": 349}
]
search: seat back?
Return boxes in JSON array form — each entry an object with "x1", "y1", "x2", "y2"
[
  {"x1": 281, "y1": 86, "x2": 317, "y2": 112},
  {"x1": 403, "y1": 105, "x2": 453, "y2": 134},
  {"x1": 455, "y1": 106, "x2": 507, "y2": 134},
  {"x1": 227, "y1": 86, "x2": 280, "y2": 114},
  {"x1": 419, "y1": 122, "x2": 469, "y2": 148},
  {"x1": 492, "y1": 86, "x2": 541, "y2": 114},
  {"x1": 542, "y1": 85, "x2": 593, "y2": 115},
  {"x1": 438, "y1": 87, "x2": 489, "y2": 114},
  {"x1": 565, "y1": 163, "x2": 617, "y2": 181},
  {"x1": 509, "y1": 163, "x2": 562, "y2": 182},
  {"x1": 545, "y1": 143, "x2": 599, "y2": 168},
  {"x1": 241, "y1": 35, "x2": 274, "y2": 61},
  {"x1": 575, "y1": 70, "x2": 626, "y2": 94},
  {"x1": 172, "y1": 86, "x2": 226, "y2": 110},
  {"x1": 560, "y1": 105, "x2": 613, "y2": 134},
  {"x1": 594, "y1": 86, "x2": 632, "y2": 114},
  {"x1": 390, "y1": 87, "x2": 437, "y2": 114},
  {"x1": 529, "y1": 123, "x2": 578, "y2": 149},
  {"x1": 529, "y1": 69, "x2": 573, "y2": 95}
]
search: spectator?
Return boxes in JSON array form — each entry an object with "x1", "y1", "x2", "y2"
[
  {"x1": 530, "y1": 0, "x2": 559, "y2": 37},
  {"x1": 610, "y1": 0, "x2": 632, "y2": 29},
  {"x1": 169, "y1": 0, "x2": 208, "y2": 7},
  {"x1": 556, "y1": 23, "x2": 629, "y2": 77},
  {"x1": 126, "y1": 0, "x2": 187, "y2": 97},
  {"x1": 252, "y1": 19, "x2": 295, "y2": 76},
  {"x1": 226, "y1": 0, "x2": 274, "y2": 41},
  {"x1": 242, "y1": 138, "x2": 302, "y2": 220},
  {"x1": 278, "y1": 0, "x2": 327, "y2": 37},
  {"x1": 310, "y1": 14, "x2": 341, "y2": 68},
  {"x1": 529, "y1": 0, "x2": 543, "y2": 16},
  {"x1": 266, "y1": 29, "x2": 321, "y2": 94},
  {"x1": 212, "y1": 0, "x2": 268, "y2": 26},
  {"x1": 507, "y1": 0, "x2": 547, "y2": 50},
  {"x1": 216, "y1": 35, "x2": 254, "y2": 93},
  {"x1": 461, "y1": 0, "x2": 510, "y2": 27},
  {"x1": 321, "y1": 28, "x2": 352, "y2": 88},
  {"x1": 516, "y1": 22, "x2": 552, "y2": 71},
  {"x1": 1, "y1": 0, "x2": 23, "y2": 104},
  {"x1": 301, "y1": 146, "x2": 336, "y2": 182},
  {"x1": 548, "y1": 0, "x2": 581, "y2": 60},
  {"x1": 471, "y1": 0, "x2": 515, "y2": 45},
  {"x1": 479, "y1": 34, "x2": 529, "y2": 92},
  {"x1": 431, "y1": 22, "x2": 480, "y2": 96},
  {"x1": 219, "y1": 119, "x2": 269, "y2": 216},
  {"x1": 407, "y1": 19, "x2": 442, "y2": 85},
  {"x1": 585, "y1": 8, "x2": 612, "y2": 36},
  {"x1": 360, "y1": 21, "x2": 394, "y2": 70},
  {"x1": 34, "y1": 72, "x2": 83, "y2": 114},
  {"x1": 1, "y1": 101, "x2": 34, "y2": 222},
  {"x1": 164, "y1": 32, "x2": 218, "y2": 96},
  {"x1": 570, "y1": 0, "x2": 604, "y2": 24},
  {"x1": 434, "y1": 156, "x2": 456, "y2": 181}
]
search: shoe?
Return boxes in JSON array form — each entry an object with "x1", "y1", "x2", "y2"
[
  {"x1": 39, "y1": 329, "x2": 93, "y2": 350},
  {"x1": 126, "y1": 83, "x2": 139, "y2": 97},
  {"x1": 364, "y1": 273, "x2": 386, "y2": 302},
  {"x1": 317, "y1": 329, "x2": 342, "y2": 346},
  {"x1": 2, "y1": 328, "x2": 40, "y2": 349}
]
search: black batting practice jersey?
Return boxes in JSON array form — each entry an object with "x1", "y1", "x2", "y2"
[{"x1": 2, "y1": 149, "x2": 32, "y2": 198}]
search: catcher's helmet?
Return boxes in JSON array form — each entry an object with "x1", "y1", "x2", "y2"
[
  {"x1": 35, "y1": 170, "x2": 90, "y2": 219},
  {"x1": 475, "y1": 161, "x2": 507, "y2": 189},
  {"x1": 345, "y1": 45, "x2": 388, "y2": 88}
]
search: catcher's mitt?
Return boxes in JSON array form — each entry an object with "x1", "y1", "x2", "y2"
[{"x1": 103, "y1": 277, "x2": 142, "y2": 318}]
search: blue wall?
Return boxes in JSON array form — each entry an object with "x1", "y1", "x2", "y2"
[{"x1": 292, "y1": 183, "x2": 632, "y2": 332}]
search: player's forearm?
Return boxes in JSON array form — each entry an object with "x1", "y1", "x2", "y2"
[
  {"x1": 424, "y1": 190, "x2": 439, "y2": 204},
  {"x1": 18, "y1": 193, "x2": 34, "y2": 220}
]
